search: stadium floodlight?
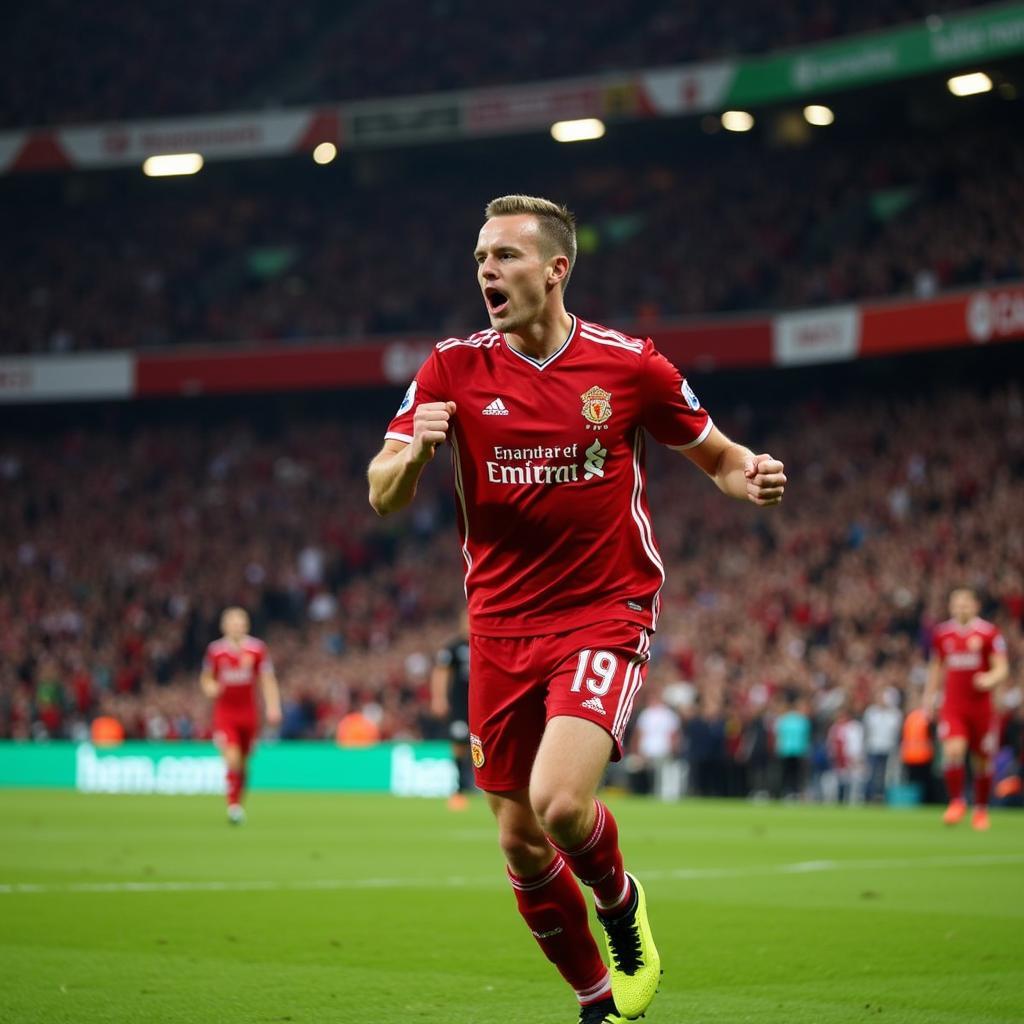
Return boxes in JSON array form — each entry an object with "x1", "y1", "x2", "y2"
[
  {"x1": 721, "y1": 110, "x2": 755, "y2": 132},
  {"x1": 947, "y1": 71, "x2": 993, "y2": 97},
  {"x1": 803, "y1": 104, "x2": 835, "y2": 126},
  {"x1": 313, "y1": 142, "x2": 338, "y2": 165},
  {"x1": 550, "y1": 118, "x2": 606, "y2": 143},
  {"x1": 142, "y1": 153, "x2": 204, "y2": 177}
]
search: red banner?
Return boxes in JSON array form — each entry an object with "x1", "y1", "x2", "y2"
[{"x1": 3, "y1": 283, "x2": 1019, "y2": 405}]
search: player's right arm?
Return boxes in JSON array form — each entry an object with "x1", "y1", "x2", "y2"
[
  {"x1": 922, "y1": 654, "x2": 943, "y2": 717},
  {"x1": 200, "y1": 655, "x2": 220, "y2": 700},
  {"x1": 368, "y1": 401, "x2": 457, "y2": 515}
]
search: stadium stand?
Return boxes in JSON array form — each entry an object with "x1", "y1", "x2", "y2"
[
  {"x1": 0, "y1": 1, "x2": 991, "y2": 128},
  {"x1": 2, "y1": 363, "x2": 1022, "y2": 800},
  {"x1": 1, "y1": 119, "x2": 1021, "y2": 355}
]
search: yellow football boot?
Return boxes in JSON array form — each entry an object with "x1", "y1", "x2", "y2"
[
  {"x1": 578, "y1": 997, "x2": 629, "y2": 1023},
  {"x1": 596, "y1": 873, "x2": 661, "y2": 1020}
]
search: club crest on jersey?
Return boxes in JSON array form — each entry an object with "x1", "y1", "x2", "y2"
[
  {"x1": 968, "y1": 635, "x2": 984, "y2": 651},
  {"x1": 470, "y1": 733, "x2": 485, "y2": 768},
  {"x1": 581, "y1": 386, "x2": 612, "y2": 426}
]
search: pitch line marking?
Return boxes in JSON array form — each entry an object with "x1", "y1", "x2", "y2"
[{"x1": 2, "y1": 852, "x2": 1022, "y2": 896}]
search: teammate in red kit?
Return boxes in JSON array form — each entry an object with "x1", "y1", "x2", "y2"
[
  {"x1": 924, "y1": 587, "x2": 1009, "y2": 831},
  {"x1": 367, "y1": 195, "x2": 786, "y2": 1024},
  {"x1": 200, "y1": 607, "x2": 282, "y2": 824}
]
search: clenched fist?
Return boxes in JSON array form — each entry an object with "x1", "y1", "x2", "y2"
[
  {"x1": 743, "y1": 453, "x2": 786, "y2": 506},
  {"x1": 410, "y1": 401, "x2": 457, "y2": 464}
]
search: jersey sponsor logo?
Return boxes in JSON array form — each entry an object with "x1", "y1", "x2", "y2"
[
  {"x1": 682, "y1": 379, "x2": 701, "y2": 411},
  {"x1": 485, "y1": 443, "x2": 582, "y2": 486},
  {"x1": 397, "y1": 380, "x2": 417, "y2": 415},
  {"x1": 482, "y1": 397, "x2": 509, "y2": 415},
  {"x1": 470, "y1": 733, "x2": 485, "y2": 768},
  {"x1": 581, "y1": 695, "x2": 607, "y2": 715},
  {"x1": 583, "y1": 439, "x2": 608, "y2": 480},
  {"x1": 580, "y1": 385, "x2": 612, "y2": 426},
  {"x1": 219, "y1": 667, "x2": 254, "y2": 684},
  {"x1": 946, "y1": 652, "x2": 982, "y2": 670},
  {"x1": 626, "y1": 600, "x2": 644, "y2": 612}
]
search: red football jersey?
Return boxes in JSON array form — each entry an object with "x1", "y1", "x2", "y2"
[
  {"x1": 931, "y1": 617, "x2": 1006, "y2": 710},
  {"x1": 203, "y1": 636, "x2": 272, "y2": 717},
  {"x1": 385, "y1": 316, "x2": 712, "y2": 636}
]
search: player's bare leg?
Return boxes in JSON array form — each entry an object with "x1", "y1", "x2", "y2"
[
  {"x1": 970, "y1": 751, "x2": 993, "y2": 831},
  {"x1": 942, "y1": 737, "x2": 968, "y2": 825},
  {"x1": 531, "y1": 716, "x2": 661, "y2": 1020},
  {"x1": 488, "y1": 788, "x2": 617, "y2": 1019},
  {"x1": 223, "y1": 744, "x2": 246, "y2": 824}
]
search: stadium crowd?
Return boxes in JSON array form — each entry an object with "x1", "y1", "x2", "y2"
[
  {"x1": 2, "y1": 375, "x2": 1022, "y2": 801},
  {"x1": 2, "y1": 121, "x2": 1022, "y2": 356},
  {"x1": 1, "y1": 0, "x2": 990, "y2": 128}
]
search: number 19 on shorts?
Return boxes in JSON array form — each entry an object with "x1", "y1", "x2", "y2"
[{"x1": 570, "y1": 650, "x2": 619, "y2": 696}]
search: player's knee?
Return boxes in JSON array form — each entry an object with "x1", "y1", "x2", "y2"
[
  {"x1": 497, "y1": 824, "x2": 549, "y2": 875},
  {"x1": 531, "y1": 790, "x2": 589, "y2": 844},
  {"x1": 943, "y1": 743, "x2": 966, "y2": 765}
]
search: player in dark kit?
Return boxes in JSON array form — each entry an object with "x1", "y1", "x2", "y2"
[
  {"x1": 431, "y1": 612, "x2": 474, "y2": 810},
  {"x1": 368, "y1": 195, "x2": 786, "y2": 1024},
  {"x1": 200, "y1": 607, "x2": 282, "y2": 824},
  {"x1": 924, "y1": 587, "x2": 1009, "y2": 830}
]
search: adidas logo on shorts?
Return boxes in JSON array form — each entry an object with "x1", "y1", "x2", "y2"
[
  {"x1": 581, "y1": 696, "x2": 607, "y2": 715},
  {"x1": 482, "y1": 398, "x2": 509, "y2": 415}
]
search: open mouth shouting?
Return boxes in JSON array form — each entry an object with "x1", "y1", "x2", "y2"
[{"x1": 484, "y1": 286, "x2": 510, "y2": 316}]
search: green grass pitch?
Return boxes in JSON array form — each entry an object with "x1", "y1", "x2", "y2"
[{"x1": 1, "y1": 791, "x2": 1022, "y2": 1024}]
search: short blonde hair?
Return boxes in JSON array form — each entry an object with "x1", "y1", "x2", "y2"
[{"x1": 484, "y1": 194, "x2": 577, "y2": 288}]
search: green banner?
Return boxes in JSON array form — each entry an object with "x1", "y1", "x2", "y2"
[
  {"x1": 0, "y1": 742, "x2": 457, "y2": 797},
  {"x1": 729, "y1": 3, "x2": 1024, "y2": 103}
]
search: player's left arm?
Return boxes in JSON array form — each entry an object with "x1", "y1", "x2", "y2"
[
  {"x1": 974, "y1": 648, "x2": 1009, "y2": 692},
  {"x1": 260, "y1": 661, "x2": 283, "y2": 727},
  {"x1": 681, "y1": 425, "x2": 786, "y2": 506}
]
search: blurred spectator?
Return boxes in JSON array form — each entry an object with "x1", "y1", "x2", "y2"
[
  {"x1": 773, "y1": 695, "x2": 811, "y2": 800},
  {"x1": 900, "y1": 698, "x2": 937, "y2": 804},
  {"x1": 863, "y1": 685, "x2": 903, "y2": 802},
  {"x1": 631, "y1": 686, "x2": 682, "y2": 800},
  {"x1": 826, "y1": 705, "x2": 867, "y2": 805}
]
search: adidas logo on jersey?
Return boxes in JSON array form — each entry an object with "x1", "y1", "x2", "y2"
[
  {"x1": 482, "y1": 398, "x2": 509, "y2": 415},
  {"x1": 581, "y1": 696, "x2": 607, "y2": 715}
]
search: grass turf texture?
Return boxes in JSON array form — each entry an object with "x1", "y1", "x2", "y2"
[{"x1": 1, "y1": 792, "x2": 1022, "y2": 1024}]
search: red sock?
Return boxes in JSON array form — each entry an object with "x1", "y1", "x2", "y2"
[
  {"x1": 226, "y1": 769, "x2": 242, "y2": 806},
  {"x1": 550, "y1": 801, "x2": 631, "y2": 916},
  {"x1": 944, "y1": 764, "x2": 965, "y2": 803},
  {"x1": 974, "y1": 772, "x2": 992, "y2": 809},
  {"x1": 508, "y1": 854, "x2": 611, "y2": 1005}
]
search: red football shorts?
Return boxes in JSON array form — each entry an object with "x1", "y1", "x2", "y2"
[
  {"x1": 213, "y1": 710, "x2": 258, "y2": 756},
  {"x1": 468, "y1": 621, "x2": 651, "y2": 792},
  {"x1": 938, "y1": 702, "x2": 998, "y2": 757}
]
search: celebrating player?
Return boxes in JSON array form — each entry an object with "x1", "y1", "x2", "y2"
[
  {"x1": 200, "y1": 607, "x2": 282, "y2": 824},
  {"x1": 924, "y1": 587, "x2": 1009, "y2": 830},
  {"x1": 367, "y1": 195, "x2": 786, "y2": 1024},
  {"x1": 431, "y1": 611, "x2": 474, "y2": 810}
]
